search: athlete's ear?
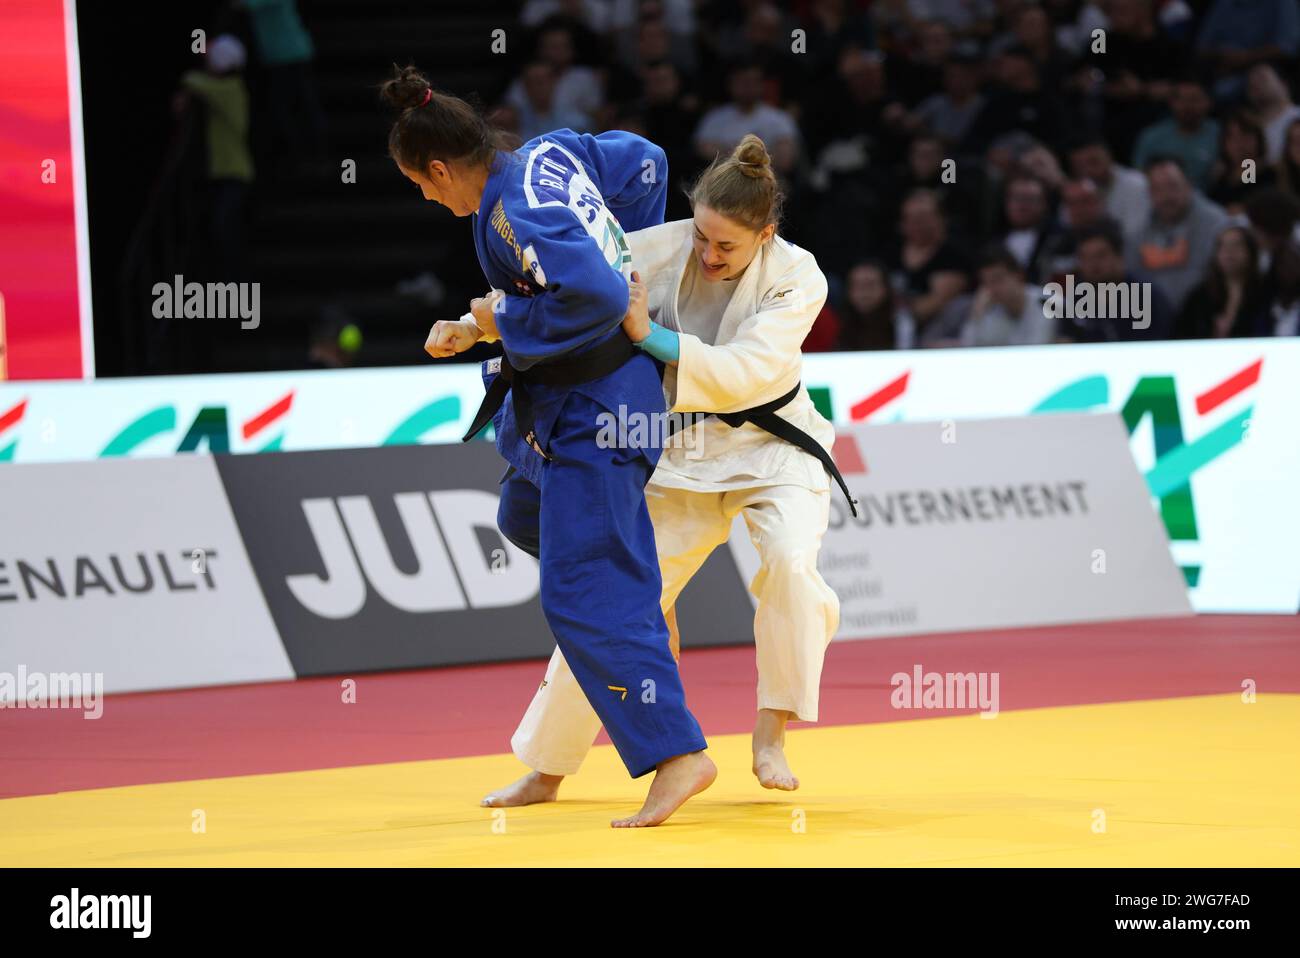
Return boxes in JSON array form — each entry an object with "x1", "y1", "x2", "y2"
[
  {"x1": 759, "y1": 223, "x2": 776, "y2": 244},
  {"x1": 427, "y1": 159, "x2": 450, "y2": 184}
]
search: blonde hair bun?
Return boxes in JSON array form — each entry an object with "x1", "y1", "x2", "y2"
[
  {"x1": 732, "y1": 134, "x2": 773, "y2": 179},
  {"x1": 689, "y1": 133, "x2": 784, "y2": 231}
]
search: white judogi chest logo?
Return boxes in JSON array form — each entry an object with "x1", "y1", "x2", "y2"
[{"x1": 523, "y1": 140, "x2": 632, "y2": 279}]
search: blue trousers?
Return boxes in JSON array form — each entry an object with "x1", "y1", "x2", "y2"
[{"x1": 496, "y1": 384, "x2": 707, "y2": 778}]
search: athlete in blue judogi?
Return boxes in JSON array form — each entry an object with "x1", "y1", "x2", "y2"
[{"x1": 382, "y1": 65, "x2": 714, "y2": 826}]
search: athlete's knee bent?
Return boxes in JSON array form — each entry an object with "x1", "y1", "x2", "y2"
[{"x1": 758, "y1": 536, "x2": 820, "y2": 586}]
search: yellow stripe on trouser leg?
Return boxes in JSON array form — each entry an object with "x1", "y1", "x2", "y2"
[
  {"x1": 512, "y1": 483, "x2": 838, "y2": 771},
  {"x1": 512, "y1": 484, "x2": 731, "y2": 775}
]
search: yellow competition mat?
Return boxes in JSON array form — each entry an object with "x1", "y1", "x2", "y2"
[{"x1": 3, "y1": 694, "x2": 1296, "y2": 867}]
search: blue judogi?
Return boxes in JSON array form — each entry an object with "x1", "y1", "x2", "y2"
[{"x1": 471, "y1": 129, "x2": 706, "y2": 777}]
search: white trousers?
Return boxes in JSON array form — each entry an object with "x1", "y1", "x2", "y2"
[{"x1": 511, "y1": 482, "x2": 840, "y2": 776}]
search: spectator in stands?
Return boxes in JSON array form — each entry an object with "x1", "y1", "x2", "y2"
[
  {"x1": 1130, "y1": 156, "x2": 1229, "y2": 312},
  {"x1": 803, "y1": 301, "x2": 843, "y2": 353},
  {"x1": 1132, "y1": 78, "x2": 1219, "y2": 189},
  {"x1": 1207, "y1": 110, "x2": 1277, "y2": 213},
  {"x1": 1039, "y1": 180, "x2": 1111, "y2": 281},
  {"x1": 1197, "y1": 0, "x2": 1300, "y2": 100},
  {"x1": 121, "y1": 0, "x2": 1300, "y2": 379},
  {"x1": 1056, "y1": 0, "x2": 1109, "y2": 56},
  {"x1": 177, "y1": 34, "x2": 253, "y2": 281},
  {"x1": 997, "y1": 174, "x2": 1061, "y2": 282},
  {"x1": 1244, "y1": 186, "x2": 1300, "y2": 267},
  {"x1": 1176, "y1": 225, "x2": 1272, "y2": 337},
  {"x1": 487, "y1": 102, "x2": 522, "y2": 138},
  {"x1": 693, "y1": 60, "x2": 799, "y2": 174},
  {"x1": 796, "y1": 53, "x2": 899, "y2": 275},
  {"x1": 1267, "y1": 269, "x2": 1300, "y2": 335},
  {"x1": 1016, "y1": 141, "x2": 1067, "y2": 191},
  {"x1": 1245, "y1": 63, "x2": 1300, "y2": 164},
  {"x1": 957, "y1": 245, "x2": 1054, "y2": 346},
  {"x1": 1079, "y1": 0, "x2": 1185, "y2": 159},
  {"x1": 837, "y1": 260, "x2": 913, "y2": 350},
  {"x1": 964, "y1": 46, "x2": 1063, "y2": 152},
  {"x1": 870, "y1": 0, "x2": 915, "y2": 48},
  {"x1": 242, "y1": 0, "x2": 326, "y2": 177},
  {"x1": 605, "y1": 0, "x2": 697, "y2": 38},
  {"x1": 1068, "y1": 134, "x2": 1151, "y2": 241},
  {"x1": 1060, "y1": 221, "x2": 1175, "y2": 341},
  {"x1": 1274, "y1": 117, "x2": 1300, "y2": 199},
  {"x1": 1059, "y1": 177, "x2": 1107, "y2": 231},
  {"x1": 989, "y1": 2, "x2": 1073, "y2": 92},
  {"x1": 505, "y1": 19, "x2": 604, "y2": 123},
  {"x1": 798, "y1": 0, "x2": 876, "y2": 95},
  {"x1": 893, "y1": 19, "x2": 957, "y2": 105},
  {"x1": 891, "y1": 189, "x2": 971, "y2": 333},
  {"x1": 610, "y1": 12, "x2": 697, "y2": 95},
  {"x1": 906, "y1": 0, "x2": 996, "y2": 40},
  {"x1": 639, "y1": 60, "x2": 703, "y2": 221},
  {"x1": 520, "y1": 0, "x2": 610, "y2": 32},
  {"x1": 514, "y1": 61, "x2": 592, "y2": 140},
  {"x1": 803, "y1": 48, "x2": 908, "y2": 167},
  {"x1": 1244, "y1": 188, "x2": 1300, "y2": 334},
  {"x1": 713, "y1": 2, "x2": 801, "y2": 101},
  {"x1": 909, "y1": 52, "x2": 986, "y2": 148},
  {"x1": 891, "y1": 133, "x2": 982, "y2": 239}
]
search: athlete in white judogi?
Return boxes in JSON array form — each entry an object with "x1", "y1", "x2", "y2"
[{"x1": 481, "y1": 134, "x2": 845, "y2": 806}]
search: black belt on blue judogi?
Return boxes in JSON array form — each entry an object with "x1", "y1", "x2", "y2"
[
  {"x1": 464, "y1": 339, "x2": 858, "y2": 518},
  {"x1": 462, "y1": 331, "x2": 637, "y2": 458},
  {"x1": 672, "y1": 382, "x2": 859, "y2": 517}
]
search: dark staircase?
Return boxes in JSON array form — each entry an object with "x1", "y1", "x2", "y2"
[{"x1": 216, "y1": 0, "x2": 522, "y2": 372}]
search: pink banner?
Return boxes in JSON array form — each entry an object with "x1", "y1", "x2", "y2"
[{"x1": 0, "y1": 0, "x2": 90, "y2": 380}]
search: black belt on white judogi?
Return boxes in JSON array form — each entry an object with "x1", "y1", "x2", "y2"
[
  {"x1": 671, "y1": 382, "x2": 859, "y2": 518},
  {"x1": 464, "y1": 342, "x2": 859, "y2": 518}
]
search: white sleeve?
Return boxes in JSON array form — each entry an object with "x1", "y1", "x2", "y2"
[{"x1": 673, "y1": 253, "x2": 828, "y2": 413}]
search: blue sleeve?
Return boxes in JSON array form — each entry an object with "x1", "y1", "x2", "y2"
[
  {"x1": 485, "y1": 129, "x2": 669, "y2": 365},
  {"x1": 633, "y1": 321, "x2": 680, "y2": 362},
  {"x1": 546, "y1": 129, "x2": 668, "y2": 232},
  {"x1": 492, "y1": 196, "x2": 631, "y2": 366}
]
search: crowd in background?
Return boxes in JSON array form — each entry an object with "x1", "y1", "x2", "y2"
[
  {"x1": 173, "y1": 0, "x2": 325, "y2": 273},
  {"x1": 150, "y1": 0, "x2": 341, "y2": 372},
  {"x1": 491, "y1": 0, "x2": 1300, "y2": 350}
]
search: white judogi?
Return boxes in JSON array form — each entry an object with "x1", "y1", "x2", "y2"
[{"x1": 512, "y1": 219, "x2": 841, "y2": 776}]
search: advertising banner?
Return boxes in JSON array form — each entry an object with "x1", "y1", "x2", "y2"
[
  {"x1": 0, "y1": 0, "x2": 92, "y2": 380},
  {"x1": 0, "y1": 455, "x2": 292, "y2": 694},
  {"x1": 213, "y1": 442, "x2": 758, "y2": 676},
  {"x1": 2, "y1": 339, "x2": 1296, "y2": 610},
  {"x1": 726, "y1": 413, "x2": 1193, "y2": 640},
  {"x1": 0, "y1": 413, "x2": 1205, "y2": 694}
]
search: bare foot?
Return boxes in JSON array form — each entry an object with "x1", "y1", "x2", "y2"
[
  {"x1": 752, "y1": 708, "x2": 799, "y2": 790},
  {"x1": 481, "y1": 770, "x2": 564, "y2": 808},
  {"x1": 752, "y1": 745, "x2": 799, "y2": 790},
  {"x1": 610, "y1": 751, "x2": 716, "y2": 827}
]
